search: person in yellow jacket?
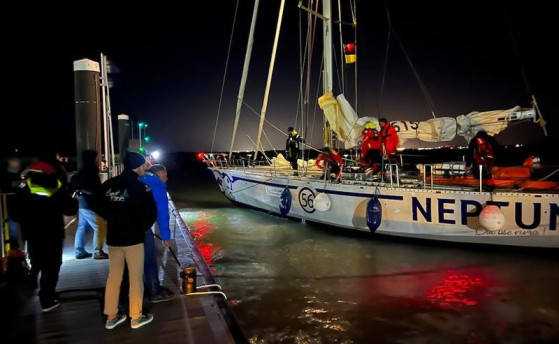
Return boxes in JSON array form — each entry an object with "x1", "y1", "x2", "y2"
[{"x1": 12, "y1": 161, "x2": 78, "y2": 312}]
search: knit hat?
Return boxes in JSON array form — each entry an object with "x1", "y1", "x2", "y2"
[
  {"x1": 82, "y1": 149, "x2": 98, "y2": 163},
  {"x1": 123, "y1": 152, "x2": 146, "y2": 170}
]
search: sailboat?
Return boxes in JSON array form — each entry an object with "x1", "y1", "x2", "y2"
[{"x1": 201, "y1": 0, "x2": 559, "y2": 248}]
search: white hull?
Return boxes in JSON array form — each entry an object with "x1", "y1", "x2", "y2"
[{"x1": 208, "y1": 167, "x2": 559, "y2": 248}]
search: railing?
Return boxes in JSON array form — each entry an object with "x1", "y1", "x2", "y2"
[{"x1": 423, "y1": 164, "x2": 433, "y2": 190}]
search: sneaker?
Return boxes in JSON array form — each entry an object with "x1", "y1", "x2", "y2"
[
  {"x1": 75, "y1": 251, "x2": 92, "y2": 259},
  {"x1": 105, "y1": 314, "x2": 127, "y2": 330},
  {"x1": 151, "y1": 289, "x2": 176, "y2": 303},
  {"x1": 130, "y1": 314, "x2": 154, "y2": 329},
  {"x1": 42, "y1": 300, "x2": 60, "y2": 313},
  {"x1": 93, "y1": 251, "x2": 109, "y2": 260}
]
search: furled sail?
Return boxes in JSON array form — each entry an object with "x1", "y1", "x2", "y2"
[
  {"x1": 319, "y1": 91, "x2": 536, "y2": 147},
  {"x1": 456, "y1": 106, "x2": 535, "y2": 142},
  {"x1": 318, "y1": 91, "x2": 376, "y2": 148}
]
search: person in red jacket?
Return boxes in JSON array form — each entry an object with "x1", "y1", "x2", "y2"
[
  {"x1": 466, "y1": 130, "x2": 498, "y2": 191},
  {"x1": 316, "y1": 146, "x2": 343, "y2": 182},
  {"x1": 379, "y1": 118, "x2": 400, "y2": 158},
  {"x1": 360, "y1": 121, "x2": 382, "y2": 172}
]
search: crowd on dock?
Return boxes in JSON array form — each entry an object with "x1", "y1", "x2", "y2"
[{"x1": 0, "y1": 150, "x2": 175, "y2": 330}]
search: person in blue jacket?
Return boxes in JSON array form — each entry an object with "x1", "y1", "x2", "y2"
[{"x1": 139, "y1": 164, "x2": 175, "y2": 303}]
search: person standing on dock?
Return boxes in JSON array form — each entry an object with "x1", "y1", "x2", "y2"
[
  {"x1": 139, "y1": 164, "x2": 176, "y2": 303},
  {"x1": 71, "y1": 150, "x2": 108, "y2": 260},
  {"x1": 95, "y1": 152, "x2": 157, "y2": 330},
  {"x1": 11, "y1": 160, "x2": 78, "y2": 312}
]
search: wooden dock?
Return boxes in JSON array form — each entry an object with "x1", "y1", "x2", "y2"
[{"x1": 2, "y1": 198, "x2": 246, "y2": 343}]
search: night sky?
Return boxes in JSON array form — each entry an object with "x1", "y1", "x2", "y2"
[{"x1": 3, "y1": 1, "x2": 557, "y2": 158}]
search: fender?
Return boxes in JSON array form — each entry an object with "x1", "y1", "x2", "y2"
[
  {"x1": 279, "y1": 187, "x2": 292, "y2": 216},
  {"x1": 366, "y1": 196, "x2": 382, "y2": 232}
]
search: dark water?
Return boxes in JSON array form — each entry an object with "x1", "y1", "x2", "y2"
[{"x1": 167, "y1": 153, "x2": 559, "y2": 344}]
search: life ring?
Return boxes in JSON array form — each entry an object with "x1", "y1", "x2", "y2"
[
  {"x1": 366, "y1": 196, "x2": 382, "y2": 232},
  {"x1": 279, "y1": 187, "x2": 292, "y2": 216}
]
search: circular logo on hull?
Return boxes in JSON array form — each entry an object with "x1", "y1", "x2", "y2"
[{"x1": 298, "y1": 187, "x2": 316, "y2": 213}]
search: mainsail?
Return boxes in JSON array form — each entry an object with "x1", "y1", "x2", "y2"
[{"x1": 318, "y1": 91, "x2": 536, "y2": 147}]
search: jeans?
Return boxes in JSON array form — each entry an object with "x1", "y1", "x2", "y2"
[
  {"x1": 8, "y1": 219, "x2": 22, "y2": 249},
  {"x1": 144, "y1": 227, "x2": 162, "y2": 298},
  {"x1": 74, "y1": 208, "x2": 106, "y2": 255}
]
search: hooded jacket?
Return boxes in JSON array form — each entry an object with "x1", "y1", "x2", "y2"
[
  {"x1": 139, "y1": 172, "x2": 171, "y2": 241},
  {"x1": 11, "y1": 163, "x2": 78, "y2": 242},
  {"x1": 95, "y1": 169, "x2": 157, "y2": 247}
]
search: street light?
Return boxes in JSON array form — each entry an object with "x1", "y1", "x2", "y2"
[{"x1": 138, "y1": 122, "x2": 145, "y2": 151}]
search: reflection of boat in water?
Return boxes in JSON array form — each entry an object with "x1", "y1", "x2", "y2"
[{"x1": 201, "y1": 1, "x2": 559, "y2": 248}]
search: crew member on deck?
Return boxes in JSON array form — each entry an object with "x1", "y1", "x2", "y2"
[
  {"x1": 286, "y1": 126, "x2": 303, "y2": 175},
  {"x1": 379, "y1": 118, "x2": 399, "y2": 159},
  {"x1": 360, "y1": 121, "x2": 382, "y2": 172},
  {"x1": 316, "y1": 146, "x2": 343, "y2": 183},
  {"x1": 466, "y1": 130, "x2": 498, "y2": 191}
]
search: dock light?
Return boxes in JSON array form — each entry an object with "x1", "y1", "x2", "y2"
[{"x1": 151, "y1": 150, "x2": 161, "y2": 160}]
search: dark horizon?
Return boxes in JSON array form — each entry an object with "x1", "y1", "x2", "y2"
[{"x1": 3, "y1": 1, "x2": 557, "y2": 159}]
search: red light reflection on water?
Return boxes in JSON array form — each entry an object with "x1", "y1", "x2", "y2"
[
  {"x1": 187, "y1": 212, "x2": 222, "y2": 269},
  {"x1": 427, "y1": 269, "x2": 492, "y2": 307}
]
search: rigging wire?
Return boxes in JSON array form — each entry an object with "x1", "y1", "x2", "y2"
[
  {"x1": 384, "y1": 3, "x2": 437, "y2": 118},
  {"x1": 378, "y1": 2, "x2": 392, "y2": 117},
  {"x1": 503, "y1": 12, "x2": 531, "y2": 96},
  {"x1": 297, "y1": 1, "x2": 311, "y2": 158},
  {"x1": 503, "y1": 10, "x2": 547, "y2": 135},
  {"x1": 350, "y1": 0, "x2": 358, "y2": 112},
  {"x1": 310, "y1": 56, "x2": 325, "y2": 151},
  {"x1": 337, "y1": 0, "x2": 345, "y2": 93},
  {"x1": 210, "y1": 0, "x2": 240, "y2": 153},
  {"x1": 242, "y1": 100, "x2": 321, "y2": 154}
]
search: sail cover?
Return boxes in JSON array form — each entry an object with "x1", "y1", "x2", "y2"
[
  {"x1": 318, "y1": 91, "x2": 376, "y2": 148},
  {"x1": 456, "y1": 106, "x2": 535, "y2": 142},
  {"x1": 319, "y1": 91, "x2": 536, "y2": 147}
]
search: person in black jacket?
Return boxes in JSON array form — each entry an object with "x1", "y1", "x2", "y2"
[
  {"x1": 95, "y1": 152, "x2": 157, "y2": 330},
  {"x1": 285, "y1": 127, "x2": 303, "y2": 175},
  {"x1": 11, "y1": 160, "x2": 78, "y2": 312},
  {"x1": 71, "y1": 150, "x2": 108, "y2": 259}
]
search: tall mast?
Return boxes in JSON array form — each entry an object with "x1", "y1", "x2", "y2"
[
  {"x1": 254, "y1": 0, "x2": 286, "y2": 161},
  {"x1": 323, "y1": 0, "x2": 333, "y2": 147},
  {"x1": 229, "y1": 0, "x2": 260, "y2": 159}
]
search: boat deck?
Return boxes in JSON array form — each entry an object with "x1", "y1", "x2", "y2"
[
  {"x1": 218, "y1": 163, "x2": 559, "y2": 193},
  {"x1": 2, "y1": 199, "x2": 246, "y2": 343}
]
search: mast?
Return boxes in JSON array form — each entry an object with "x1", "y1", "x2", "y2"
[
  {"x1": 229, "y1": 0, "x2": 260, "y2": 159},
  {"x1": 323, "y1": 0, "x2": 333, "y2": 147},
  {"x1": 298, "y1": 0, "x2": 333, "y2": 147},
  {"x1": 254, "y1": 0, "x2": 286, "y2": 161}
]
